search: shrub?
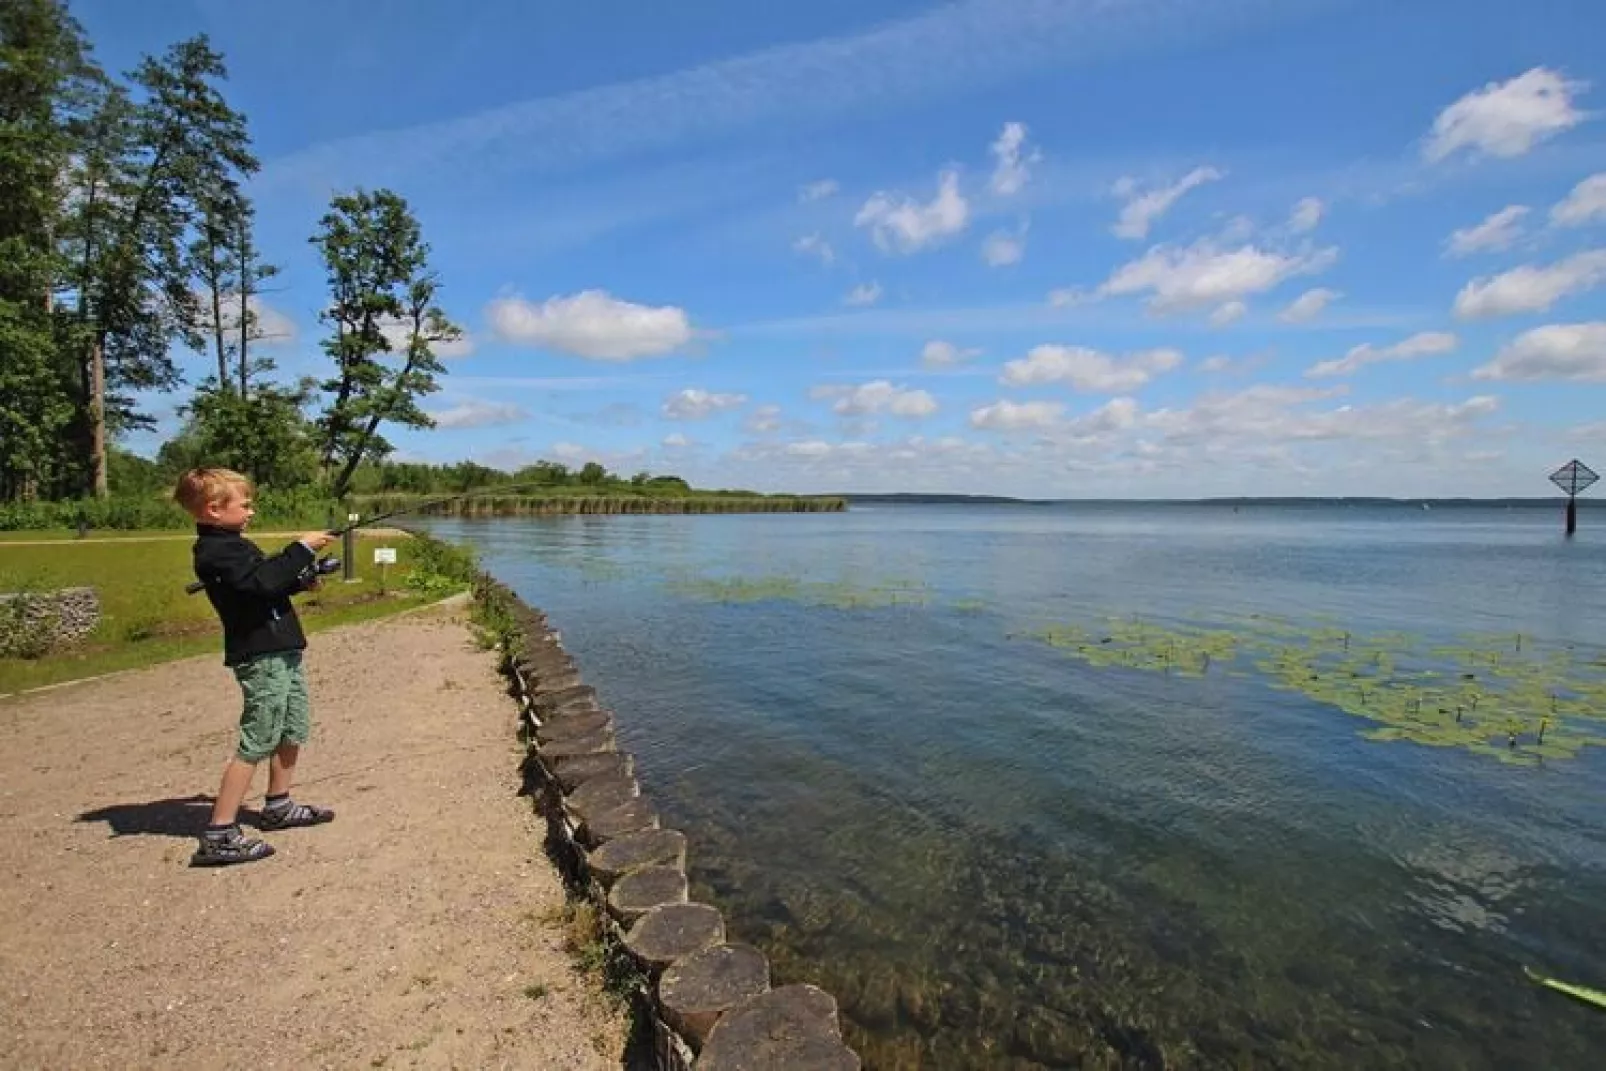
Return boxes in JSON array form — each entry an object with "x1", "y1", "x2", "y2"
[{"x1": 402, "y1": 532, "x2": 480, "y2": 599}]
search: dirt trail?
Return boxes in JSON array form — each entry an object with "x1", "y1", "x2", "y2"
[{"x1": 0, "y1": 597, "x2": 625, "y2": 1070}]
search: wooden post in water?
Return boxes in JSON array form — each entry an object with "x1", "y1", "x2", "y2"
[{"x1": 1548, "y1": 460, "x2": 1597, "y2": 538}]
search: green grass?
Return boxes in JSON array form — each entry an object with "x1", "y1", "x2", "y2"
[
  {"x1": 0, "y1": 529, "x2": 450, "y2": 694},
  {"x1": 0, "y1": 528, "x2": 317, "y2": 542}
]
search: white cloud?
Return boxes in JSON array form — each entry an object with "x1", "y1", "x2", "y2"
[
  {"x1": 1061, "y1": 397, "x2": 1140, "y2": 437},
  {"x1": 1453, "y1": 250, "x2": 1606, "y2": 318},
  {"x1": 813, "y1": 380, "x2": 937, "y2": 418},
  {"x1": 921, "y1": 340, "x2": 982, "y2": 367},
  {"x1": 202, "y1": 294, "x2": 297, "y2": 347},
  {"x1": 1424, "y1": 67, "x2": 1590, "y2": 163},
  {"x1": 1288, "y1": 197, "x2": 1324, "y2": 234},
  {"x1": 982, "y1": 227, "x2": 1026, "y2": 266},
  {"x1": 427, "y1": 399, "x2": 529, "y2": 429},
  {"x1": 1471, "y1": 322, "x2": 1606, "y2": 381},
  {"x1": 1278, "y1": 287, "x2": 1341, "y2": 323},
  {"x1": 1145, "y1": 384, "x2": 1498, "y2": 448},
  {"x1": 799, "y1": 179, "x2": 839, "y2": 202},
  {"x1": 1551, "y1": 173, "x2": 1606, "y2": 228},
  {"x1": 1111, "y1": 166, "x2": 1223, "y2": 240},
  {"x1": 988, "y1": 121, "x2": 1036, "y2": 196},
  {"x1": 662, "y1": 388, "x2": 748, "y2": 420},
  {"x1": 487, "y1": 289, "x2": 693, "y2": 359},
  {"x1": 1001, "y1": 345, "x2": 1183, "y2": 393},
  {"x1": 1209, "y1": 300, "x2": 1247, "y2": 327},
  {"x1": 541, "y1": 441, "x2": 652, "y2": 470},
  {"x1": 1445, "y1": 205, "x2": 1530, "y2": 257},
  {"x1": 1306, "y1": 331, "x2": 1458, "y2": 378},
  {"x1": 663, "y1": 433, "x2": 692, "y2": 448},
  {"x1": 377, "y1": 316, "x2": 474, "y2": 358},
  {"x1": 793, "y1": 233, "x2": 835, "y2": 264},
  {"x1": 1099, "y1": 237, "x2": 1338, "y2": 313},
  {"x1": 1198, "y1": 356, "x2": 1234, "y2": 373},
  {"x1": 844, "y1": 281, "x2": 883, "y2": 306},
  {"x1": 855, "y1": 169, "x2": 969, "y2": 253},
  {"x1": 707, "y1": 386, "x2": 1510, "y2": 498},
  {"x1": 744, "y1": 404, "x2": 783, "y2": 433},
  {"x1": 969, "y1": 399, "x2": 1064, "y2": 430}
]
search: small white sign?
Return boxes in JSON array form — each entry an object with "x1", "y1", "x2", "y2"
[{"x1": 373, "y1": 547, "x2": 398, "y2": 565}]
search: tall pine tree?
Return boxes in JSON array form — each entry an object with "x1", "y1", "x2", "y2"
[
  {"x1": 312, "y1": 188, "x2": 461, "y2": 499},
  {"x1": 0, "y1": 0, "x2": 96, "y2": 499},
  {"x1": 57, "y1": 34, "x2": 255, "y2": 496}
]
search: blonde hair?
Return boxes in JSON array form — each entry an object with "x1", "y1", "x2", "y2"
[{"x1": 173, "y1": 467, "x2": 252, "y2": 518}]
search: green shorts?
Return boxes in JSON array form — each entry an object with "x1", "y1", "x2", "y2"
[{"x1": 232, "y1": 651, "x2": 310, "y2": 762}]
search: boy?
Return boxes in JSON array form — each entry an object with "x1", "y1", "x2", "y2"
[{"x1": 174, "y1": 468, "x2": 339, "y2": 867}]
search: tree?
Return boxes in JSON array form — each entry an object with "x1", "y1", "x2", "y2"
[
  {"x1": 578, "y1": 461, "x2": 607, "y2": 485},
  {"x1": 58, "y1": 34, "x2": 256, "y2": 496},
  {"x1": 189, "y1": 185, "x2": 278, "y2": 397},
  {"x1": 162, "y1": 376, "x2": 318, "y2": 490},
  {"x1": 311, "y1": 188, "x2": 460, "y2": 500},
  {"x1": 0, "y1": 0, "x2": 96, "y2": 500}
]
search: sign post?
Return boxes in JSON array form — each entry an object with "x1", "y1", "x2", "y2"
[
  {"x1": 343, "y1": 513, "x2": 359, "y2": 581},
  {"x1": 1548, "y1": 459, "x2": 1598, "y2": 537},
  {"x1": 373, "y1": 546, "x2": 397, "y2": 594}
]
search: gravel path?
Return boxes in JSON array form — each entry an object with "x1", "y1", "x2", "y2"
[{"x1": 0, "y1": 597, "x2": 625, "y2": 1070}]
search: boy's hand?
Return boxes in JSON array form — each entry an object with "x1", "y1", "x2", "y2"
[{"x1": 299, "y1": 530, "x2": 336, "y2": 552}]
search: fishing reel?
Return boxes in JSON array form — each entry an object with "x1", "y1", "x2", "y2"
[{"x1": 298, "y1": 554, "x2": 342, "y2": 588}]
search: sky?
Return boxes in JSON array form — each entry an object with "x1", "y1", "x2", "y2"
[{"x1": 76, "y1": 0, "x2": 1606, "y2": 499}]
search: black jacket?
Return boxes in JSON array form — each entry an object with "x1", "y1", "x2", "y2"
[{"x1": 192, "y1": 524, "x2": 316, "y2": 666}]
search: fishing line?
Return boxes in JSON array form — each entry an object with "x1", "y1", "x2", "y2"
[{"x1": 184, "y1": 482, "x2": 673, "y2": 594}]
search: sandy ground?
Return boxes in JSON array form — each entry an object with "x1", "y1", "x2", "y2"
[{"x1": 0, "y1": 597, "x2": 626, "y2": 1070}]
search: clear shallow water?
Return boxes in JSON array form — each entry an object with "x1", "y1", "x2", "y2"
[{"x1": 426, "y1": 504, "x2": 1606, "y2": 1068}]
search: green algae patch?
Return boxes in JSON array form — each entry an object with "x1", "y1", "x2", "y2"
[{"x1": 1024, "y1": 613, "x2": 1606, "y2": 766}]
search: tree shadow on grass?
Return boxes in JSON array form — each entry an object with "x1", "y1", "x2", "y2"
[{"x1": 76, "y1": 794, "x2": 265, "y2": 838}]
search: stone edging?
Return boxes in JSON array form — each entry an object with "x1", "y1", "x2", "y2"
[
  {"x1": 484, "y1": 581, "x2": 861, "y2": 1070},
  {"x1": 0, "y1": 587, "x2": 100, "y2": 657}
]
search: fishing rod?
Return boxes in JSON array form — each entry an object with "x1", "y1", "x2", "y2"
[{"x1": 182, "y1": 482, "x2": 563, "y2": 595}]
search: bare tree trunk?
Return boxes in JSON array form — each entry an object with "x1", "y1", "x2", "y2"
[
  {"x1": 331, "y1": 346, "x2": 419, "y2": 500},
  {"x1": 208, "y1": 222, "x2": 227, "y2": 389},
  {"x1": 90, "y1": 337, "x2": 108, "y2": 497},
  {"x1": 237, "y1": 237, "x2": 249, "y2": 397}
]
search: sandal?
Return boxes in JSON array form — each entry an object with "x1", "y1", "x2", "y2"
[
  {"x1": 191, "y1": 826, "x2": 275, "y2": 867},
  {"x1": 259, "y1": 800, "x2": 335, "y2": 830}
]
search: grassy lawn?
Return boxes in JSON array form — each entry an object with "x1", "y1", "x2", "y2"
[
  {"x1": 0, "y1": 530, "x2": 444, "y2": 694},
  {"x1": 0, "y1": 529, "x2": 311, "y2": 543}
]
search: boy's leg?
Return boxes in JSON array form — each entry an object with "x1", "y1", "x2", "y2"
[
  {"x1": 259, "y1": 653, "x2": 334, "y2": 831},
  {"x1": 192, "y1": 657, "x2": 283, "y2": 867},
  {"x1": 209, "y1": 756, "x2": 258, "y2": 827},
  {"x1": 266, "y1": 741, "x2": 298, "y2": 797}
]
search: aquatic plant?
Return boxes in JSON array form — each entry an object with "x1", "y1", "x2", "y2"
[
  {"x1": 1024, "y1": 612, "x2": 1606, "y2": 765},
  {"x1": 664, "y1": 573, "x2": 933, "y2": 611}
]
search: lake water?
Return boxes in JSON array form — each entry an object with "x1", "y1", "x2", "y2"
[{"x1": 425, "y1": 504, "x2": 1606, "y2": 1069}]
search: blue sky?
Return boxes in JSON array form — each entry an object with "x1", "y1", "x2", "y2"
[{"x1": 80, "y1": 0, "x2": 1606, "y2": 498}]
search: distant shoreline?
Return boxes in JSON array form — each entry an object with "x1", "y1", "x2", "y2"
[{"x1": 836, "y1": 492, "x2": 1605, "y2": 508}]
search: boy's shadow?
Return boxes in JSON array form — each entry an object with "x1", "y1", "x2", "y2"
[{"x1": 76, "y1": 795, "x2": 265, "y2": 839}]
